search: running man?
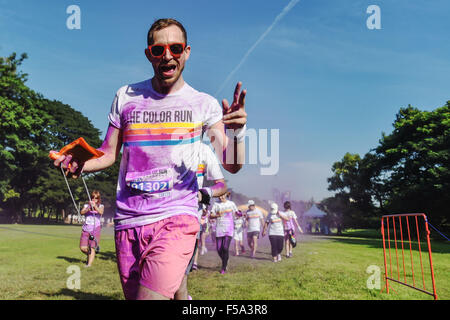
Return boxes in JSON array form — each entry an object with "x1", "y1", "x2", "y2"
[
  {"x1": 52, "y1": 18, "x2": 247, "y2": 300},
  {"x1": 245, "y1": 200, "x2": 265, "y2": 258},
  {"x1": 210, "y1": 192, "x2": 238, "y2": 274},
  {"x1": 280, "y1": 201, "x2": 303, "y2": 258},
  {"x1": 174, "y1": 142, "x2": 226, "y2": 300}
]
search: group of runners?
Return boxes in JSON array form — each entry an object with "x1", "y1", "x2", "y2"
[{"x1": 194, "y1": 198, "x2": 303, "y2": 270}]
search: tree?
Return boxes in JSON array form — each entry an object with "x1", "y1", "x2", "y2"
[
  {"x1": 327, "y1": 152, "x2": 376, "y2": 216},
  {"x1": 327, "y1": 102, "x2": 450, "y2": 228},
  {"x1": 0, "y1": 52, "x2": 116, "y2": 223},
  {"x1": 0, "y1": 53, "x2": 53, "y2": 222},
  {"x1": 375, "y1": 103, "x2": 450, "y2": 225}
]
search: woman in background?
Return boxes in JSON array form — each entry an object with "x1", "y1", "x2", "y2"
[
  {"x1": 262, "y1": 203, "x2": 286, "y2": 262},
  {"x1": 80, "y1": 190, "x2": 104, "y2": 267},
  {"x1": 280, "y1": 201, "x2": 303, "y2": 258},
  {"x1": 210, "y1": 192, "x2": 237, "y2": 274}
]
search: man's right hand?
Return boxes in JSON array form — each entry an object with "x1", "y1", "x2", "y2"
[{"x1": 52, "y1": 152, "x2": 84, "y2": 179}]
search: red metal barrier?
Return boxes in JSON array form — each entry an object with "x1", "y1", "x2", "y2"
[{"x1": 381, "y1": 213, "x2": 437, "y2": 300}]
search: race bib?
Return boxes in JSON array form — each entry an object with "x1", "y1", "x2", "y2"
[
  {"x1": 126, "y1": 168, "x2": 174, "y2": 198},
  {"x1": 85, "y1": 215, "x2": 96, "y2": 225}
]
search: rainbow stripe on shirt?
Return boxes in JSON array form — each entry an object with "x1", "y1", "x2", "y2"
[
  {"x1": 123, "y1": 122, "x2": 203, "y2": 147},
  {"x1": 196, "y1": 164, "x2": 205, "y2": 177},
  {"x1": 216, "y1": 207, "x2": 234, "y2": 215}
]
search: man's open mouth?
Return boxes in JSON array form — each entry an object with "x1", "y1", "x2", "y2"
[{"x1": 160, "y1": 64, "x2": 176, "y2": 76}]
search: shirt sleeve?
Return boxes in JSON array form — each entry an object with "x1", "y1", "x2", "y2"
[
  {"x1": 108, "y1": 88, "x2": 124, "y2": 129},
  {"x1": 203, "y1": 97, "x2": 223, "y2": 129},
  {"x1": 259, "y1": 209, "x2": 264, "y2": 219}
]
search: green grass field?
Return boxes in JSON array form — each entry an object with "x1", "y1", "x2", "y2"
[{"x1": 0, "y1": 224, "x2": 448, "y2": 300}]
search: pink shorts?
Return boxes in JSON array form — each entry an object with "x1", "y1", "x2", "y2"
[
  {"x1": 115, "y1": 215, "x2": 199, "y2": 299},
  {"x1": 80, "y1": 227, "x2": 101, "y2": 248}
]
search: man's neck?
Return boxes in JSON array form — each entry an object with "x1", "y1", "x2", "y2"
[{"x1": 151, "y1": 77, "x2": 185, "y2": 95}]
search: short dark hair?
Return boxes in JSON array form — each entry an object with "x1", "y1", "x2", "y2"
[
  {"x1": 284, "y1": 201, "x2": 291, "y2": 210},
  {"x1": 147, "y1": 18, "x2": 187, "y2": 46}
]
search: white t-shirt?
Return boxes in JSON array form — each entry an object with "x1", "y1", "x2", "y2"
[
  {"x1": 212, "y1": 200, "x2": 237, "y2": 237},
  {"x1": 234, "y1": 214, "x2": 245, "y2": 231},
  {"x1": 246, "y1": 208, "x2": 264, "y2": 232},
  {"x1": 196, "y1": 143, "x2": 224, "y2": 221},
  {"x1": 82, "y1": 204, "x2": 104, "y2": 232},
  {"x1": 265, "y1": 212, "x2": 284, "y2": 236},
  {"x1": 196, "y1": 143, "x2": 224, "y2": 189},
  {"x1": 280, "y1": 210, "x2": 297, "y2": 230}
]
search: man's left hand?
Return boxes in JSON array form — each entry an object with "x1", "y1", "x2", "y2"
[{"x1": 222, "y1": 82, "x2": 247, "y2": 129}]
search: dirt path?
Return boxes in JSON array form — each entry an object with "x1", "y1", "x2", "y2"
[{"x1": 194, "y1": 233, "x2": 314, "y2": 272}]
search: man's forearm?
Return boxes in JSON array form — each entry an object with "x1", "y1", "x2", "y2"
[
  {"x1": 83, "y1": 126, "x2": 122, "y2": 173},
  {"x1": 208, "y1": 123, "x2": 245, "y2": 174},
  {"x1": 83, "y1": 153, "x2": 117, "y2": 173},
  {"x1": 222, "y1": 137, "x2": 244, "y2": 174}
]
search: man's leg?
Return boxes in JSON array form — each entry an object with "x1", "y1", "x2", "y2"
[
  {"x1": 247, "y1": 233, "x2": 253, "y2": 252},
  {"x1": 137, "y1": 285, "x2": 170, "y2": 300},
  {"x1": 174, "y1": 236, "x2": 198, "y2": 300},
  {"x1": 115, "y1": 228, "x2": 141, "y2": 300},
  {"x1": 139, "y1": 216, "x2": 199, "y2": 300},
  {"x1": 173, "y1": 275, "x2": 189, "y2": 300},
  {"x1": 252, "y1": 235, "x2": 258, "y2": 257}
]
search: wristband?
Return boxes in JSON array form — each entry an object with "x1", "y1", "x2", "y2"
[{"x1": 226, "y1": 124, "x2": 247, "y2": 142}]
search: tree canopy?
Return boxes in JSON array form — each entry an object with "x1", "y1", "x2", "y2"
[
  {"x1": 0, "y1": 53, "x2": 118, "y2": 223},
  {"x1": 326, "y1": 103, "x2": 450, "y2": 229}
]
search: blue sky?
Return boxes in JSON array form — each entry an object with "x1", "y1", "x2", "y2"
[{"x1": 1, "y1": 0, "x2": 449, "y2": 202}]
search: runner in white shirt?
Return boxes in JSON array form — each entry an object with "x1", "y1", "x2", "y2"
[
  {"x1": 233, "y1": 210, "x2": 245, "y2": 256},
  {"x1": 262, "y1": 203, "x2": 286, "y2": 262},
  {"x1": 279, "y1": 201, "x2": 303, "y2": 258},
  {"x1": 210, "y1": 192, "x2": 238, "y2": 274},
  {"x1": 175, "y1": 143, "x2": 226, "y2": 300},
  {"x1": 245, "y1": 200, "x2": 265, "y2": 258}
]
